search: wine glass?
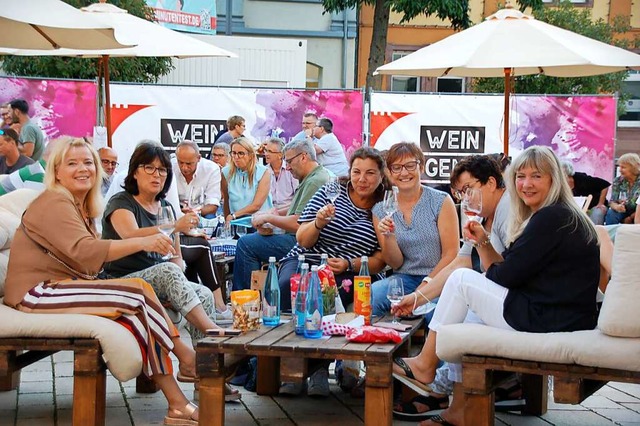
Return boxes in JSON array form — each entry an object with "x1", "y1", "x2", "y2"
[
  {"x1": 386, "y1": 276, "x2": 404, "y2": 324},
  {"x1": 461, "y1": 187, "x2": 483, "y2": 243},
  {"x1": 235, "y1": 225, "x2": 247, "y2": 239},
  {"x1": 324, "y1": 177, "x2": 340, "y2": 221},
  {"x1": 157, "y1": 206, "x2": 177, "y2": 260},
  {"x1": 618, "y1": 190, "x2": 628, "y2": 204},
  {"x1": 382, "y1": 187, "x2": 398, "y2": 235},
  {"x1": 188, "y1": 187, "x2": 205, "y2": 235}
]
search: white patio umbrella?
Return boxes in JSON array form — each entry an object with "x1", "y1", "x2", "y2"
[
  {"x1": 0, "y1": 0, "x2": 131, "y2": 50},
  {"x1": 375, "y1": 7, "x2": 640, "y2": 155},
  {"x1": 1, "y1": 1, "x2": 236, "y2": 146}
]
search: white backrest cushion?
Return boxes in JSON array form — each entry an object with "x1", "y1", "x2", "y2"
[{"x1": 598, "y1": 225, "x2": 640, "y2": 337}]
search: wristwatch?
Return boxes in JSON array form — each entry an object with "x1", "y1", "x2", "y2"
[
  {"x1": 346, "y1": 258, "x2": 354, "y2": 272},
  {"x1": 231, "y1": 213, "x2": 236, "y2": 220},
  {"x1": 422, "y1": 276, "x2": 432, "y2": 284}
]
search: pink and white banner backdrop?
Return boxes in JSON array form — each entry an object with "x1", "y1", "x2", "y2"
[
  {"x1": 0, "y1": 77, "x2": 97, "y2": 141},
  {"x1": 370, "y1": 92, "x2": 616, "y2": 184},
  {"x1": 109, "y1": 84, "x2": 364, "y2": 172}
]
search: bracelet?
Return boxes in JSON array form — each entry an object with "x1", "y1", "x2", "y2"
[
  {"x1": 346, "y1": 258, "x2": 353, "y2": 272},
  {"x1": 314, "y1": 219, "x2": 322, "y2": 230},
  {"x1": 232, "y1": 213, "x2": 236, "y2": 220},
  {"x1": 416, "y1": 288, "x2": 431, "y2": 304},
  {"x1": 423, "y1": 276, "x2": 432, "y2": 284},
  {"x1": 473, "y1": 238, "x2": 492, "y2": 249}
]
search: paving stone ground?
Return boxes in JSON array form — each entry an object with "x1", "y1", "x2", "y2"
[{"x1": 2, "y1": 329, "x2": 639, "y2": 425}]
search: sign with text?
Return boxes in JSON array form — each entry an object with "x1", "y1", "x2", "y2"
[
  {"x1": 146, "y1": 0, "x2": 216, "y2": 34},
  {"x1": 370, "y1": 92, "x2": 616, "y2": 184},
  {"x1": 160, "y1": 118, "x2": 225, "y2": 152}
]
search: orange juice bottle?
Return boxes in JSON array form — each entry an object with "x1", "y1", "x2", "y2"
[{"x1": 354, "y1": 256, "x2": 371, "y2": 325}]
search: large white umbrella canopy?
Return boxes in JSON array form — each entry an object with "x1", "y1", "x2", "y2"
[
  {"x1": 1, "y1": 1, "x2": 237, "y2": 146},
  {"x1": 0, "y1": 0, "x2": 131, "y2": 50},
  {"x1": 375, "y1": 7, "x2": 640, "y2": 154}
]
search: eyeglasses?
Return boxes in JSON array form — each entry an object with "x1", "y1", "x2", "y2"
[
  {"x1": 230, "y1": 151, "x2": 247, "y2": 157},
  {"x1": 101, "y1": 159, "x2": 119, "y2": 167},
  {"x1": 389, "y1": 161, "x2": 420, "y2": 174},
  {"x1": 451, "y1": 179, "x2": 480, "y2": 201},
  {"x1": 284, "y1": 152, "x2": 304, "y2": 165},
  {"x1": 138, "y1": 164, "x2": 168, "y2": 177}
]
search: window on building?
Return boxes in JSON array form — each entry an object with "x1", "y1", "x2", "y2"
[
  {"x1": 619, "y1": 71, "x2": 640, "y2": 127},
  {"x1": 306, "y1": 63, "x2": 321, "y2": 89},
  {"x1": 437, "y1": 77, "x2": 464, "y2": 93},
  {"x1": 390, "y1": 52, "x2": 421, "y2": 92}
]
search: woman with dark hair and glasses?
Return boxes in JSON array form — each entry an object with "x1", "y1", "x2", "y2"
[
  {"x1": 370, "y1": 142, "x2": 459, "y2": 317},
  {"x1": 101, "y1": 143, "x2": 241, "y2": 399}
]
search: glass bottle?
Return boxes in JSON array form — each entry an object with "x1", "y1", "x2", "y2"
[
  {"x1": 354, "y1": 256, "x2": 371, "y2": 325},
  {"x1": 262, "y1": 256, "x2": 280, "y2": 327},
  {"x1": 320, "y1": 253, "x2": 328, "y2": 267},
  {"x1": 304, "y1": 265, "x2": 323, "y2": 339},
  {"x1": 290, "y1": 254, "x2": 305, "y2": 312},
  {"x1": 295, "y1": 263, "x2": 310, "y2": 335}
]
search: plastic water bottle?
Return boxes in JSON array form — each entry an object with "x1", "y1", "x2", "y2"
[
  {"x1": 295, "y1": 263, "x2": 309, "y2": 335},
  {"x1": 295, "y1": 255, "x2": 305, "y2": 275},
  {"x1": 304, "y1": 265, "x2": 323, "y2": 339},
  {"x1": 262, "y1": 257, "x2": 280, "y2": 327}
]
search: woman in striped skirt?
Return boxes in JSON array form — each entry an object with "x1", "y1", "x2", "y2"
[{"x1": 4, "y1": 139, "x2": 200, "y2": 425}]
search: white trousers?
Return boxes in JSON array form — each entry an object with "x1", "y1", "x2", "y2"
[{"x1": 429, "y1": 268, "x2": 515, "y2": 382}]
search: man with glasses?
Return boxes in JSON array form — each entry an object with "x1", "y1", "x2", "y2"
[
  {"x1": 98, "y1": 147, "x2": 119, "y2": 196},
  {"x1": 0, "y1": 103, "x2": 14, "y2": 128},
  {"x1": 233, "y1": 139, "x2": 330, "y2": 291},
  {"x1": 210, "y1": 142, "x2": 230, "y2": 168},
  {"x1": 214, "y1": 115, "x2": 246, "y2": 146},
  {"x1": 292, "y1": 112, "x2": 318, "y2": 141},
  {"x1": 264, "y1": 137, "x2": 298, "y2": 212},
  {"x1": 312, "y1": 117, "x2": 349, "y2": 177}
]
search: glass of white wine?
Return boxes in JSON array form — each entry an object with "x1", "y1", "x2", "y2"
[
  {"x1": 157, "y1": 205, "x2": 177, "y2": 260},
  {"x1": 324, "y1": 177, "x2": 340, "y2": 221},
  {"x1": 386, "y1": 276, "x2": 404, "y2": 324},
  {"x1": 461, "y1": 187, "x2": 482, "y2": 244}
]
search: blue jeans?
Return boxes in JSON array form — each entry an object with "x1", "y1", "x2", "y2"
[
  {"x1": 371, "y1": 273, "x2": 424, "y2": 317},
  {"x1": 232, "y1": 233, "x2": 297, "y2": 291},
  {"x1": 604, "y1": 208, "x2": 630, "y2": 225}
]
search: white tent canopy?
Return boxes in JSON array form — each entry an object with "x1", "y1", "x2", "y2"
[{"x1": 0, "y1": 0, "x2": 131, "y2": 50}]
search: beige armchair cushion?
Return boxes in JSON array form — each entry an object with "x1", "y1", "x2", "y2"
[
  {"x1": 0, "y1": 303, "x2": 142, "y2": 381},
  {"x1": 598, "y1": 225, "x2": 640, "y2": 338}
]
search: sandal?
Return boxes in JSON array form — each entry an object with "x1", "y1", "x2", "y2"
[
  {"x1": 225, "y1": 383, "x2": 242, "y2": 402},
  {"x1": 177, "y1": 365, "x2": 197, "y2": 383},
  {"x1": 392, "y1": 357, "x2": 433, "y2": 396},
  {"x1": 164, "y1": 402, "x2": 198, "y2": 425},
  {"x1": 393, "y1": 394, "x2": 449, "y2": 421},
  {"x1": 420, "y1": 414, "x2": 456, "y2": 426}
]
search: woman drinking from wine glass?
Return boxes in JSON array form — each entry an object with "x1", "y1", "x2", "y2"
[
  {"x1": 4, "y1": 138, "x2": 203, "y2": 424},
  {"x1": 370, "y1": 142, "x2": 459, "y2": 317},
  {"x1": 604, "y1": 153, "x2": 640, "y2": 225},
  {"x1": 221, "y1": 137, "x2": 273, "y2": 225},
  {"x1": 392, "y1": 146, "x2": 600, "y2": 426}
]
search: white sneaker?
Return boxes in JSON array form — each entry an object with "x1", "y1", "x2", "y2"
[
  {"x1": 215, "y1": 307, "x2": 233, "y2": 325},
  {"x1": 307, "y1": 368, "x2": 330, "y2": 397}
]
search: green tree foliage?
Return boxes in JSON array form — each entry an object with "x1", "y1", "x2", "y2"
[
  {"x1": 321, "y1": 0, "x2": 542, "y2": 91},
  {"x1": 0, "y1": 0, "x2": 173, "y2": 83},
  {"x1": 470, "y1": 1, "x2": 640, "y2": 114}
]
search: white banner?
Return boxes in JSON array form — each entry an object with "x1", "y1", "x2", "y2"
[{"x1": 370, "y1": 92, "x2": 616, "y2": 183}]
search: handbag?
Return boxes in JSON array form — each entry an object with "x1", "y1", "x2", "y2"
[{"x1": 20, "y1": 218, "x2": 103, "y2": 281}]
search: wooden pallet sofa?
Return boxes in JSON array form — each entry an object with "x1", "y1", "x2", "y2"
[
  {"x1": 0, "y1": 189, "x2": 148, "y2": 426},
  {"x1": 436, "y1": 224, "x2": 640, "y2": 425}
]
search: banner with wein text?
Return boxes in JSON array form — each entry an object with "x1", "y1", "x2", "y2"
[
  {"x1": 370, "y1": 92, "x2": 616, "y2": 184},
  {"x1": 0, "y1": 77, "x2": 97, "y2": 141},
  {"x1": 109, "y1": 84, "x2": 364, "y2": 171}
]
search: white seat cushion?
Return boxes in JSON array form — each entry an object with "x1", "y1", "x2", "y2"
[
  {"x1": 437, "y1": 323, "x2": 640, "y2": 372},
  {"x1": 598, "y1": 225, "x2": 640, "y2": 338},
  {"x1": 0, "y1": 303, "x2": 142, "y2": 381}
]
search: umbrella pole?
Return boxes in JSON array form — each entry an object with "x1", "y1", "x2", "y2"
[
  {"x1": 503, "y1": 67, "x2": 511, "y2": 157},
  {"x1": 103, "y1": 55, "x2": 113, "y2": 148}
]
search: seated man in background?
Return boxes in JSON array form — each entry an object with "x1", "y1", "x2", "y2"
[
  {"x1": 0, "y1": 128, "x2": 34, "y2": 174},
  {"x1": 562, "y1": 161, "x2": 610, "y2": 225},
  {"x1": 312, "y1": 117, "x2": 349, "y2": 177},
  {"x1": 210, "y1": 142, "x2": 230, "y2": 168},
  {"x1": 98, "y1": 146, "x2": 119, "y2": 196},
  {"x1": 233, "y1": 139, "x2": 330, "y2": 289},
  {"x1": 264, "y1": 137, "x2": 298, "y2": 212},
  {"x1": 0, "y1": 135, "x2": 69, "y2": 196}
]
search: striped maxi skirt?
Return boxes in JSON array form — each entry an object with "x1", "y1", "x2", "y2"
[{"x1": 17, "y1": 277, "x2": 179, "y2": 377}]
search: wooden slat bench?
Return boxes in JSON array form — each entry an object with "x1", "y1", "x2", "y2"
[{"x1": 461, "y1": 355, "x2": 640, "y2": 425}]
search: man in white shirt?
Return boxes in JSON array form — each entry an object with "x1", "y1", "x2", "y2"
[
  {"x1": 172, "y1": 140, "x2": 221, "y2": 218},
  {"x1": 312, "y1": 117, "x2": 349, "y2": 177}
]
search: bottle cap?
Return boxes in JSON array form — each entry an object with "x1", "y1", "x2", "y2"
[
  {"x1": 301, "y1": 263, "x2": 309, "y2": 271},
  {"x1": 269, "y1": 256, "x2": 276, "y2": 262},
  {"x1": 321, "y1": 254, "x2": 328, "y2": 259},
  {"x1": 361, "y1": 256, "x2": 368, "y2": 261},
  {"x1": 311, "y1": 265, "x2": 319, "y2": 271},
  {"x1": 298, "y1": 254, "x2": 305, "y2": 260}
]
